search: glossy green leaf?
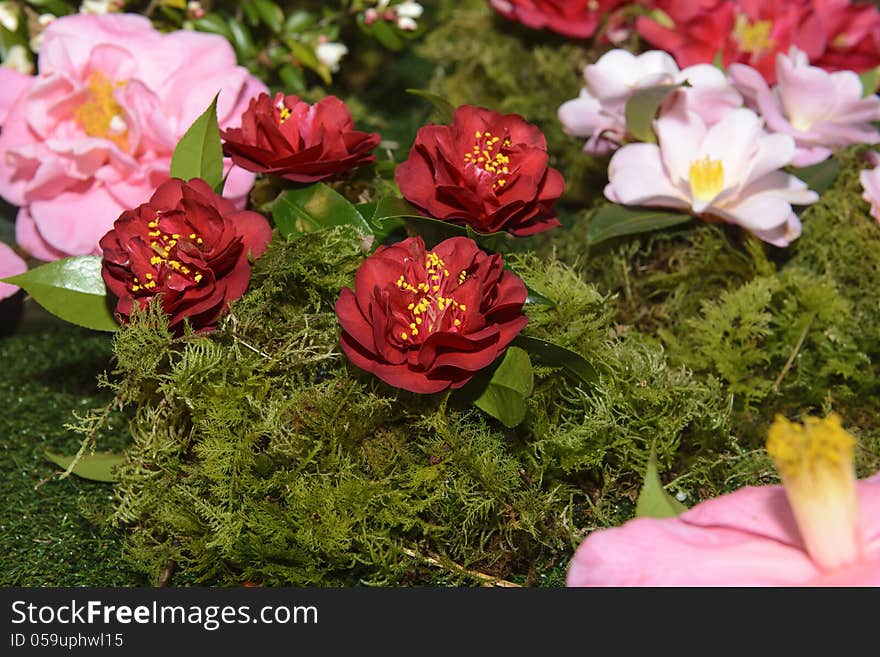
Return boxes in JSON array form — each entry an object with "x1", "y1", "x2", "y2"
[
  {"x1": 1, "y1": 256, "x2": 117, "y2": 332},
  {"x1": 192, "y1": 13, "x2": 234, "y2": 41},
  {"x1": 46, "y1": 451, "x2": 125, "y2": 483},
  {"x1": 512, "y1": 335, "x2": 597, "y2": 386},
  {"x1": 287, "y1": 40, "x2": 331, "y2": 85},
  {"x1": 406, "y1": 89, "x2": 456, "y2": 123},
  {"x1": 624, "y1": 83, "x2": 681, "y2": 143},
  {"x1": 586, "y1": 204, "x2": 692, "y2": 245},
  {"x1": 252, "y1": 0, "x2": 283, "y2": 33},
  {"x1": 170, "y1": 94, "x2": 223, "y2": 191},
  {"x1": 635, "y1": 455, "x2": 687, "y2": 519},
  {"x1": 473, "y1": 347, "x2": 534, "y2": 428},
  {"x1": 371, "y1": 18, "x2": 406, "y2": 51},
  {"x1": 274, "y1": 183, "x2": 373, "y2": 240},
  {"x1": 227, "y1": 16, "x2": 258, "y2": 59},
  {"x1": 790, "y1": 158, "x2": 841, "y2": 195},
  {"x1": 523, "y1": 285, "x2": 554, "y2": 306}
]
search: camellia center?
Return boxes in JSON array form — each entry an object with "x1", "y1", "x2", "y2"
[
  {"x1": 733, "y1": 14, "x2": 774, "y2": 56},
  {"x1": 394, "y1": 250, "x2": 470, "y2": 343},
  {"x1": 130, "y1": 213, "x2": 206, "y2": 293},
  {"x1": 464, "y1": 130, "x2": 513, "y2": 190},
  {"x1": 688, "y1": 156, "x2": 724, "y2": 202},
  {"x1": 766, "y1": 413, "x2": 862, "y2": 572},
  {"x1": 73, "y1": 71, "x2": 129, "y2": 151}
]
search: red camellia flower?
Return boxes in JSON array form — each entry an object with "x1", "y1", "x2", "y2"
[
  {"x1": 636, "y1": 0, "x2": 880, "y2": 84},
  {"x1": 100, "y1": 177, "x2": 272, "y2": 333},
  {"x1": 489, "y1": 0, "x2": 626, "y2": 38},
  {"x1": 221, "y1": 93, "x2": 381, "y2": 183},
  {"x1": 395, "y1": 105, "x2": 564, "y2": 236},
  {"x1": 335, "y1": 235, "x2": 528, "y2": 394}
]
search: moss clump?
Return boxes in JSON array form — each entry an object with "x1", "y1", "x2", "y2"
[{"x1": 109, "y1": 226, "x2": 729, "y2": 586}]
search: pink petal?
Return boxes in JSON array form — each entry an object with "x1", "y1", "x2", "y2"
[
  {"x1": 0, "y1": 241, "x2": 27, "y2": 300},
  {"x1": 861, "y1": 166, "x2": 880, "y2": 222},
  {"x1": 28, "y1": 183, "x2": 124, "y2": 256},
  {"x1": 655, "y1": 106, "x2": 704, "y2": 186},
  {"x1": 605, "y1": 142, "x2": 689, "y2": 208},
  {"x1": 0, "y1": 67, "x2": 32, "y2": 126},
  {"x1": 14, "y1": 207, "x2": 68, "y2": 262},
  {"x1": 558, "y1": 93, "x2": 603, "y2": 138}
]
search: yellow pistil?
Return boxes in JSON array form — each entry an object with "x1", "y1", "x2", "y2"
[
  {"x1": 733, "y1": 14, "x2": 774, "y2": 55},
  {"x1": 688, "y1": 156, "x2": 724, "y2": 202},
  {"x1": 279, "y1": 106, "x2": 291, "y2": 123},
  {"x1": 73, "y1": 71, "x2": 129, "y2": 151},
  {"x1": 766, "y1": 413, "x2": 861, "y2": 572}
]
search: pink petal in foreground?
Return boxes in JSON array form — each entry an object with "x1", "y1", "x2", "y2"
[{"x1": 0, "y1": 241, "x2": 27, "y2": 301}]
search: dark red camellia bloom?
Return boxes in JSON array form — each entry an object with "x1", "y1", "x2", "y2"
[
  {"x1": 221, "y1": 92, "x2": 381, "y2": 183},
  {"x1": 489, "y1": 0, "x2": 626, "y2": 38},
  {"x1": 100, "y1": 177, "x2": 272, "y2": 334},
  {"x1": 394, "y1": 105, "x2": 564, "y2": 236},
  {"x1": 335, "y1": 235, "x2": 528, "y2": 394}
]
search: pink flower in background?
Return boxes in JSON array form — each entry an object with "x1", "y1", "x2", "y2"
[
  {"x1": 489, "y1": 0, "x2": 625, "y2": 39},
  {"x1": 859, "y1": 150, "x2": 880, "y2": 222},
  {"x1": 0, "y1": 13, "x2": 267, "y2": 261},
  {"x1": 568, "y1": 413, "x2": 880, "y2": 586},
  {"x1": 604, "y1": 106, "x2": 818, "y2": 246},
  {"x1": 558, "y1": 49, "x2": 741, "y2": 156},
  {"x1": 0, "y1": 242, "x2": 27, "y2": 301},
  {"x1": 730, "y1": 47, "x2": 880, "y2": 167}
]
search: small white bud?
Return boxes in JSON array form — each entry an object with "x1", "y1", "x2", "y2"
[
  {"x1": 315, "y1": 41, "x2": 348, "y2": 73},
  {"x1": 396, "y1": 1, "x2": 423, "y2": 19},
  {"x1": 0, "y1": 2, "x2": 19, "y2": 32},
  {"x1": 3, "y1": 44, "x2": 33, "y2": 75},
  {"x1": 397, "y1": 16, "x2": 417, "y2": 31}
]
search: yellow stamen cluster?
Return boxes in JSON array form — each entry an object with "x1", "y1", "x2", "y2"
[
  {"x1": 394, "y1": 251, "x2": 469, "y2": 342},
  {"x1": 688, "y1": 156, "x2": 724, "y2": 202},
  {"x1": 73, "y1": 71, "x2": 129, "y2": 151},
  {"x1": 131, "y1": 216, "x2": 205, "y2": 293},
  {"x1": 463, "y1": 130, "x2": 513, "y2": 190},
  {"x1": 766, "y1": 413, "x2": 862, "y2": 572},
  {"x1": 733, "y1": 14, "x2": 774, "y2": 55}
]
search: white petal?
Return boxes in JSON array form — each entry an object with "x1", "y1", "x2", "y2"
[
  {"x1": 655, "y1": 105, "x2": 705, "y2": 186},
  {"x1": 606, "y1": 142, "x2": 689, "y2": 208}
]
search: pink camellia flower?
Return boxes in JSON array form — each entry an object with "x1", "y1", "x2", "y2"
[
  {"x1": 604, "y1": 105, "x2": 818, "y2": 246},
  {"x1": 730, "y1": 47, "x2": 880, "y2": 167},
  {"x1": 559, "y1": 49, "x2": 742, "y2": 156},
  {"x1": 0, "y1": 13, "x2": 267, "y2": 261},
  {"x1": 0, "y1": 242, "x2": 27, "y2": 301},
  {"x1": 859, "y1": 150, "x2": 880, "y2": 222},
  {"x1": 568, "y1": 413, "x2": 880, "y2": 586}
]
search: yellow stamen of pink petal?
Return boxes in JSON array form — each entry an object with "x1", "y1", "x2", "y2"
[
  {"x1": 73, "y1": 71, "x2": 129, "y2": 151},
  {"x1": 766, "y1": 413, "x2": 861, "y2": 572}
]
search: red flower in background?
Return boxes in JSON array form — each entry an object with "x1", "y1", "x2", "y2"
[
  {"x1": 100, "y1": 178, "x2": 271, "y2": 334},
  {"x1": 636, "y1": 0, "x2": 880, "y2": 84},
  {"x1": 335, "y1": 236, "x2": 528, "y2": 394},
  {"x1": 221, "y1": 93, "x2": 380, "y2": 183},
  {"x1": 489, "y1": 0, "x2": 626, "y2": 38},
  {"x1": 395, "y1": 105, "x2": 564, "y2": 236}
]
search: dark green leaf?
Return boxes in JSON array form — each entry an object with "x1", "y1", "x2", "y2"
[
  {"x1": 170, "y1": 94, "x2": 223, "y2": 191},
  {"x1": 46, "y1": 451, "x2": 125, "y2": 483},
  {"x1": 624, "y1": 83, "x2": 681, "y2": 143},
  {"x1": 524, "y1": 285, "x2": 554, "y2": 306},
  {"x1": 406, "y1": 89, "x2": 456, "y2": 123},
  {"x1": 227, "y1": 16, "x2": 258, "y2": 59},
  {"x1": 252, "y1": 0, "x2": 283, "y2": 32},
  {"x1": 635, "y1": 454, "x2": 687, "y2": 519},
  {"x1": 586, "y1": 204, "x2": 692, "y2": 245},
  {"x1": 192, "y1": 13, "x2": 234, "y2": 41},
  {"x1": 278, "y1": 64, "x2": 306, "y2": 94},
  {"x1": 472, "y1": 347, "x2": 534, "y2": 428},
  {"x1": 512, "y1": 335, "x2": 597, "y2": 386},
  {"x1": 790, "y1": 158, "x2": 841, "y2": 195},
  {"x1": 273, "y1": 183, "x2": 373, "y2": 240},
  {"x1": 284, "y1": 10, "x2": 317, "y2": 34},
  {"x1": 287, "y1": 40, "x2": 331, "y2": 85},
  {"x1": 371, "y1": 18, "x2": 406, "y2": 51},
  {"x1": 1, "y1": 256, "x2": 117, "y2": 332}
]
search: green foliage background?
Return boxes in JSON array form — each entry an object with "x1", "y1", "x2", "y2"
[{"x1": 2, "y1": 0, "x2": 880, "y2": 585}]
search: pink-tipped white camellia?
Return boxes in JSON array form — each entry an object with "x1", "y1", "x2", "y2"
[
  {"x1": 730, "y1": 46, "x2": 880, "y2": 167},
  {"x1": 558, "y1": 49, "x2": 741, "y2": 156},
  {"x1": 604, "y1": 105, "x2": 818, "y2": 246},
  {"x1": 567, "y1": 413, "x2": 880, "y2": 586},
  {"x1": 0, "y1": 13, "x2": 267, "y2": 261}
]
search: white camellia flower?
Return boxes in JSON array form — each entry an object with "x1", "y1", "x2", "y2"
[
  {"x1": 604, "y1": 106, "x2": 818, "y2": 246},
  {"x1": 559, "y1": 49, "x2": 741, "y2": 156},
  {"x1": 315, "y1": 41, "x2": 348, "y2": 73}
]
